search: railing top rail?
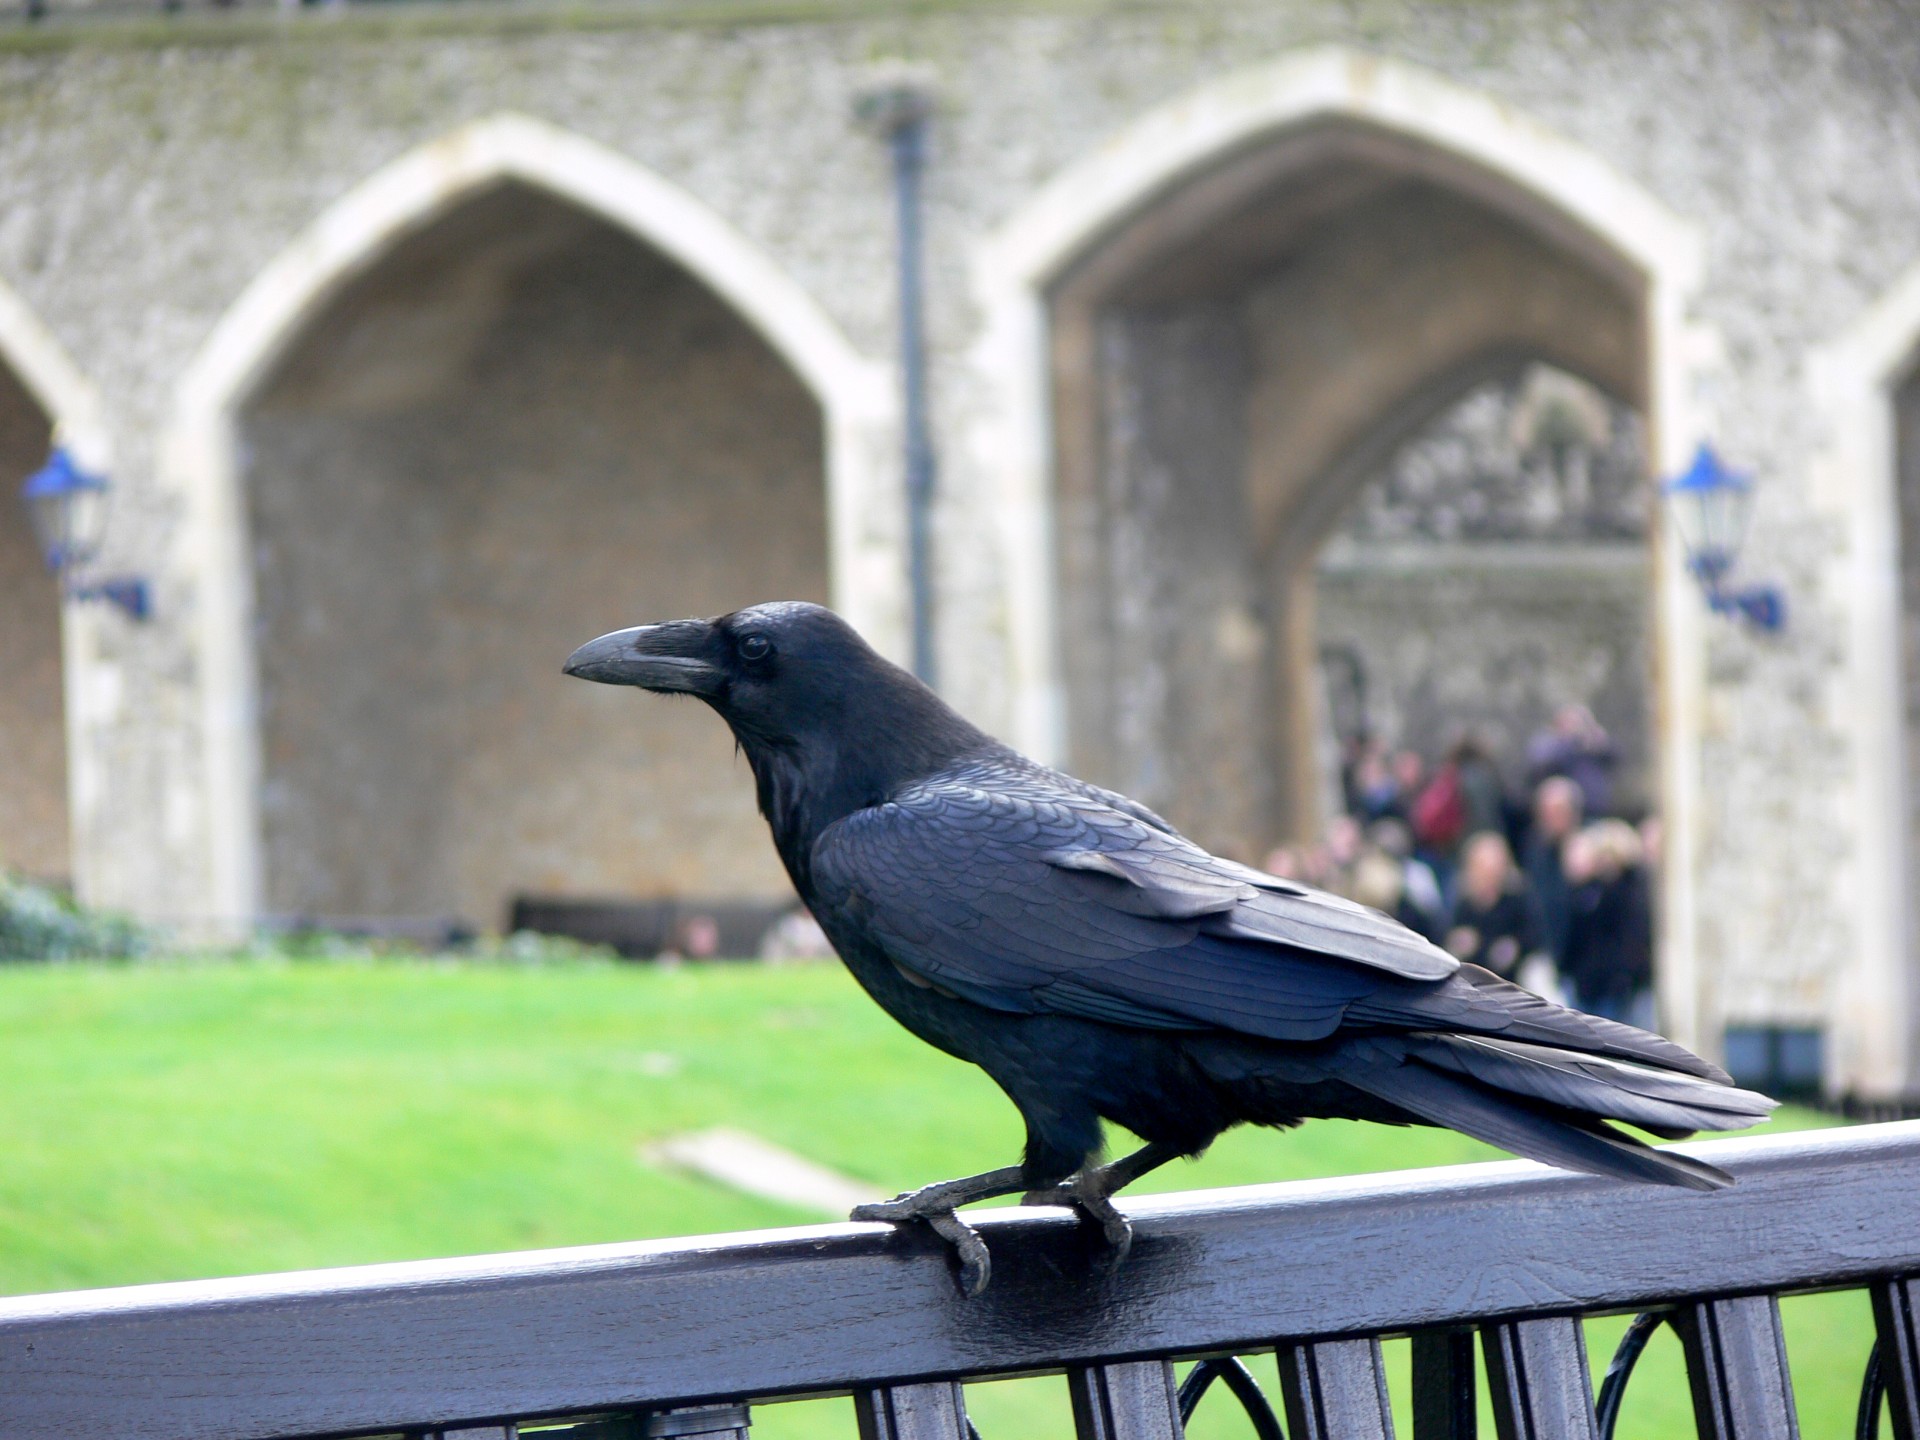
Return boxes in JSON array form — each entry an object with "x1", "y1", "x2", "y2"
[{"x1": 3, "y1": 1120, "x2": 1916, "y2": 1440}]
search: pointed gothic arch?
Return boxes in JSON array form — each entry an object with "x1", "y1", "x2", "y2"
[
  {"x1": 968, "y1": 47, "x2": 1716, "y2": 1050},
  {"x1": 166, "y1": 114, "x2": 897, "y2": 928},
  {"x1": 1811, "y1": 261, "x2": 1920, "y2": 1097},
  {"x1": 0, "y1": 278, "x2": 109, "y2": 890}
]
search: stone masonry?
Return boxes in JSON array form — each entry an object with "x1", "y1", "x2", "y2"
[{"x1": 0, "y1": 0, "x2": 1917, "y2": 1094}]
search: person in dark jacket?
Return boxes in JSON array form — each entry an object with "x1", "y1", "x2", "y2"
[
  {"x1": 1562, "y1": 819, "x2": 1656, "y2": 1028},
  {"x1": 1444, "y1": 831, "x2": 1542, "y2": 981},
  {"x1": 1521, "y1": 776, "x2": 1583, "y2": 967},
  {"x1": 1528, "y1": 704, "x2": 1617, "y2": 818}
]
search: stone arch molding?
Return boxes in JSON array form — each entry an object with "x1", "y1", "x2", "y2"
[
  {"x1": 1811, "y1": 262, "x2": 1920, "y2": 1097},
  {"x1": 0, "y1": 276, "x2": 111, "y2": 893},
  {"x1": 0, "y1": 277, "x2": 110, "y2": 466},
  {"x1": 166, "y1": 112, "x2": 899, "y2": 929},
  {"x1": 968, "y1": 45, "x2": 1718, "y2": 1050}
]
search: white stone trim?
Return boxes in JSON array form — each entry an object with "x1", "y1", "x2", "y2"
[
  {"x1": 969, "y1": 45, "x2": 1716, "y2": 1049},
  {"x1": 0, "y1": 276, "x2": 111, "y2": 898},
  {"x1": 1810, "y1": 262, "x2": 1920, "y2": 1097},
  {"x1": 164, "y1": 113, "x2": 898, "y2": 929},
  {"x1": 0, "y1": 280, "x2": 109, "y2": 467}
]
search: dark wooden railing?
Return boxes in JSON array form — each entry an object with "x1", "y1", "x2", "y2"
[{"x1": 5, "y1": 1121, "x2": 1920, "y2": 1440}]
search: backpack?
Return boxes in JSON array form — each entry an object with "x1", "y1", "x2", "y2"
[{"x1": 1410, "y1": 763, "x2": 1467, "y2": 853}]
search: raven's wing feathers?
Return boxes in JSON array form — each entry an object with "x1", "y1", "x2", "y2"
[
  {"x1": 813, "y1": 766, "x2": 1752, "y2": 1087},
  {"x1": 1045, "y1": 843, "x2": 1457, "y2": 979},
  {"x1": 813, "y1": 772, "x2": 1455, "y2": 1037},
  {"x1": 812, "y1": 764, "x2": 1774, "y2": 1184}
]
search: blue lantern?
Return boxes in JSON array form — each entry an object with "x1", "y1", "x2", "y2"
[
  {"x1": 1662, "y1": 443, "x2": 1784, "y2": 633},
  {"x1": 22, "y1": 447, "x2": 109, "y2": 574},
  {"x1": 18, "y1": 446, "x2": 149, "y2": 621}
]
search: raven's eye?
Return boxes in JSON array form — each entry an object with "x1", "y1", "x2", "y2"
[{"x1": 737, "y1": 634, "x2": 773, "y2": 662}]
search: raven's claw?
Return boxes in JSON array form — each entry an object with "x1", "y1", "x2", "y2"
[
  {"x1": 851, "y1": 1197, "x2": 993, "y2": 1297},
  {"x1": 1021, "y1": 1182, "x2": 1134, "y2": 1262},
  {"x1": 924, "y1": 1210, "x2": 993, "y2": 1296}
]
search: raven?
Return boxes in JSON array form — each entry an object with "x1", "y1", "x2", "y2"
[{"x1": 565, "y1": 601, "x2": 1773, "y2": 1294}]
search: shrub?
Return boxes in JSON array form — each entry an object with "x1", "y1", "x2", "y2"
[{"x1": 0, "y1": 873, "x2": 148, "y2": 961}]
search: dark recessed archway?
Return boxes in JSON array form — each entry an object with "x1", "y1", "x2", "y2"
[
  {"x1": 1897, "y1": 364, "x2": 1920, "y2": 986},
  {"x1": 1048, "y1": 122, "x2": 1650, "y2": 854},
  {"x1": 0, "y1": 364, "x2": 67, "y2": 883},
  {"x1": 242, "y1": 181, "x2": 828, "y2": 931},
  {"x1": 1313, "y1": 361, "x2": 1652, "y2": 815}
]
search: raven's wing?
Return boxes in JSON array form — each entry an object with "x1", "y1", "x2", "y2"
[
  {"x1": 811, "y1": 770, "x2": 1725, "y2": 1081},
  {"x1": 811, "y1": 774, "x2": 1452, "y2": 1040}
]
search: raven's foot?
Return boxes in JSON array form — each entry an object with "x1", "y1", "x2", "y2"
[
  {"x1": 1020, "y1": 1177, "x2": 1133, "y2": 1261},
  {"x1": 851, "y1": 1165, "x2": 1027, "y2": 1297},
  {"x1": 1020, "y1": 1140, "x2": 1186, "y2": 1266},
  {"x1": 851, "y1": 1195, "x2": 993, "y2": 1297}
]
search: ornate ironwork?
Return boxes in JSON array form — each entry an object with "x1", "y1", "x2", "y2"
[
  {"x1": 1177, "y1": 1358, "x2": 1286, "y2": 1440},
  {"x1": 1595, "y1": 1312, "x2": 1669, "y2": 1440},
  {"x1": 1858, "y1": 1340, "x2": 1886, "y2": 1440}
]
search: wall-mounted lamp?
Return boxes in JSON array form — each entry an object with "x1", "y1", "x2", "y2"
[
  {"x1": 20, "y1": 447, "x2": 150, "y2": 621},
  {"x1": 1662, "y1": 442, "x2": 1785, "y2": 634}
]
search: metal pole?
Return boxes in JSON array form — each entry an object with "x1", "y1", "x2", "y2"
[{"x1": 879, "y1": 90, "x2": 938, "y2": 687}]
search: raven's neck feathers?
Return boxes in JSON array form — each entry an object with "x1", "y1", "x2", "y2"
[{"x1": 730, "y1": 667, "x2": 1003, "y2": 894}]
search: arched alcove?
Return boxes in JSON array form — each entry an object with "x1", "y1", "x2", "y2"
[
  {"x1": 0, "y1": 276, "x2": 108, "y2": 894},
  {"x1": 973, "y1": 48, "x2": 1710, "y2": 1050},
  {"x1": 1313, "y1": 362, "x2": 1652, "y2": 814},
  {"x1": 1045, "y1": 121, "x2": 1649, "y2": 854},
  {"x1": 0, "y1": 362, "x2": 66, "y2": 882},
  {"x1": 1811, "y1": 261, "x2": 1920, "y2": 1098},
  {"x1": 166, "y1": 114, "x2": 896, "y2": 931},
  {"x1": 241, "y1": 180, "x2": 829, "y2": 931}
]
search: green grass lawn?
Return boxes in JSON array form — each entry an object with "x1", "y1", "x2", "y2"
[{"x1": 0, "y1": 959, "x2": 1867, "y2": 1437}]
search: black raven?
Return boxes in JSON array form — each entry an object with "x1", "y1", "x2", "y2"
[{"x1": 565, "y1": 601, "x2": 1773, "y2": 1294}]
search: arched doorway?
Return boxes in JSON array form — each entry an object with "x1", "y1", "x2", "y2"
[
  {"x1": 0, "y1": 361, "x2": 66, "y2": 883},
  {"x1": 1811, "y1": 261, "x2": 1920, "y2": 1099},
  {"x1": 973, "y1": 49, "x2": 1710, "y2": 1047},
  {"x1": 1314, "y1": 363, "x2": 1652, "y2": 823},
  {"x1": 238, "y1": 179, "x2": 830, "y2": 933},
  {"x1": 1046, "y1": 123, "x2": 1648, "y2": 857},
  {"x1": 167, "y1": 115, "x2": 896, "y2": 935}
]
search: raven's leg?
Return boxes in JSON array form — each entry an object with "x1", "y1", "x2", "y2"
[
  {"x1": 1019, "y1": 1140, "x2": 1185, "y2": 1259},
  {"x1": 849, "y1": 1165, "x2": 1030, "y2": 1297}
]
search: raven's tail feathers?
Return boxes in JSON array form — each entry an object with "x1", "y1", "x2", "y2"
[{"x1": 1341, "y1": 1033, "x2": 1777, "y2": 1191}]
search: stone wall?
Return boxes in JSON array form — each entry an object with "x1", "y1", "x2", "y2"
[
  {"x1": 0, "y1": 0, "x2": 1915, "y2": 1079},
  {"x1": 1077, "y1": 304, "x2": 1266, "y2": 859}
]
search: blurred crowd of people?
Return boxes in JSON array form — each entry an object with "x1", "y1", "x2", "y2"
[{"x1": 1264, "y1": 705, "x2": 1657, "y2": 1028}]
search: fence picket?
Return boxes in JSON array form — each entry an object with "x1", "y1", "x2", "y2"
[
  {"x1": 1674, "y1": 1295, "x2": 1799, "y2": 1440},
  {"x1": 855, "y1": 1383, "x2": 970, "y2": 1440},
  {"x1": 1413, "y1": 1330, "x2": 1477, "y2": 1440},
  {"x1": 1069, "y1": 1360, "x2": 1183, "y2": 1440},
  {"x1": 1277, "y1": 1337, "x2": 1394, "y2": 1440},
  {"x1": 1481, "y1": 1318, "x2": 1597, "y2": 1440}
]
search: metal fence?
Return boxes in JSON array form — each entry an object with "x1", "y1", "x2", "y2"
[{"x1": 4, "y1": 1120, "x2": 1919, "y2": 1440}]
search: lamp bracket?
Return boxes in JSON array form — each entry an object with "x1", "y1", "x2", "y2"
[{"x1": 67, "y1": 577, "x2": 151, "y2": 622}]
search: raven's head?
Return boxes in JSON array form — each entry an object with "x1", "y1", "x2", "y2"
[
  {"x1": 564, "y1": 602, "x2": 996, "y2": 843},
  {"x1": 563, "y1": 601, "x2": 888, "y2": 728}
]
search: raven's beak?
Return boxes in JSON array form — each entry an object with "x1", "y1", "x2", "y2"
[{"x1": 563, "y1": 621, "x2": 725, "y2": 696}]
